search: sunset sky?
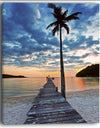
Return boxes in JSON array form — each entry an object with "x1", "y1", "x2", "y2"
[{"x1": 2, "y1": 3, "x2": 99, "y2": 77}]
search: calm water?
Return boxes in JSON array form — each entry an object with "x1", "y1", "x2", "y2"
[{"x1": 2, "y1": 77, "x2": 99, "y2": 98}]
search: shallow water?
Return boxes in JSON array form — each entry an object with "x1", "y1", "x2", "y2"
[{"x1": 2, "y1": 77, "x2": 99, "y2": 98}]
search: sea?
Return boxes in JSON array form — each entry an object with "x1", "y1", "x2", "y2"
[{"x1": 2, "y1": 77, "x2": 99, "y2": 98}]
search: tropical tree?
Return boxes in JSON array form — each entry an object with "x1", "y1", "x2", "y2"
[{"x1": 46, "y1": 3, "x2": 82, "y2": 99}]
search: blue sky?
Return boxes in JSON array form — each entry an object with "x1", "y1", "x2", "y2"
[{"x1": 2, "y1": 3, "x2": 100, "y2": 77}]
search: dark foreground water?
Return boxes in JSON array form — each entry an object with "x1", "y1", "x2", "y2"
[{"x1": 2, "y1": 77, "x2": 99, "y2": 98}]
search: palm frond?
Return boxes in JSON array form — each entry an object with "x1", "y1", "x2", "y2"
[
  {"x1": 54, "y1": 6, "x2": 62, "y2": 17},
  {"x1": 64, "y1": 12, "x2": 82, "y2": 21},
  {"x1": 51, "y1": 13, "x2": 58, "y2": 19},
  {"x1": 48, "y1": 3, "x2": 56, "y2": 9},
  {"x1": 52, "y1": 25, "x2": 59, "y2": 36},
  {"x1": 62, "y1": 24, "x2": 69, "y2": 34},
  {"x1": 62, "y1": 10, "x2": 68, "y2": 18},
  {"x1": 46, "y1": 21, "x2": 58, "y2": 29}
]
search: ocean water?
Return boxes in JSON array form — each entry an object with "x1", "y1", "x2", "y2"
[{"x1": 2, "y1": 77, "x2": 99, "y2": 98}]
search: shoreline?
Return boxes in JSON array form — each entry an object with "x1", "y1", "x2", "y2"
[
  {"x1": 2, "y1": 89, "x2": 99, "y2": 124},
  {"x1": 3, "y1": 88, "x2": 98, "y2": 99}
]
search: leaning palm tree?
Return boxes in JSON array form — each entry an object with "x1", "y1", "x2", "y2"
[{"x1": 46, "y1": 3, "x2": 82, "y2": 99}]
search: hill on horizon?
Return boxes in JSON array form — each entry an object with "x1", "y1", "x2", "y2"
[
  {"x1": 2, "y1": 74, "x2": 26, "y2": 78},
  {"x1": 76, "y1": 64, "x2": 99, "y2": 77}
]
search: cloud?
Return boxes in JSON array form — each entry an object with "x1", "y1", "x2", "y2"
[
  {"x1": 36, "y1": 9, "x2": 41, "y2": 19},
  {"x1": 2, "y1": 3, "x2": 99, "y2": 71}
]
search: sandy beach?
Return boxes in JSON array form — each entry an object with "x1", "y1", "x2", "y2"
[{"x1": 2, "y1": 89, "x2": 99, "y2": 124}]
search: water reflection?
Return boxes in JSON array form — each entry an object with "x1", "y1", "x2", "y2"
[
  {"x1": 54, "y1": 77, "x2": 99, "y2": 92},
  {"x1": 3, "y1": 77, "x2": 99, "y2": 97},
  {"x1": 3, "y1": 78, "x2": 46, "y2": 97}
]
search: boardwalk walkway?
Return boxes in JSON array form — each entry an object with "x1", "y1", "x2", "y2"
[{"x1": 24, "y1": 78, "x2": 86, "y2": 124}]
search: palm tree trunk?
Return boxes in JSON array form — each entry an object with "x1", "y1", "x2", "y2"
[{"x1": 60, "y1": 25, "x2": 66, "y2": 99}]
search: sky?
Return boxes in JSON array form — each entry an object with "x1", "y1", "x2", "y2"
[{"x1": 2, "y1": 3, "x2": 100, "y2": 77}]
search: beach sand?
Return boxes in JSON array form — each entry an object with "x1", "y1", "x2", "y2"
[
  {"x1": 2, "y1": 89, "x2": 99, "y2": 124},
  {"x1": 67, "y1": 89, "x2": 99, "y2": 123}
]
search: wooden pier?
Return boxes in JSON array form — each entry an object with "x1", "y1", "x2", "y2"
[{"x1": 24, "y1": 78, "x2": 86, "y2": 124}]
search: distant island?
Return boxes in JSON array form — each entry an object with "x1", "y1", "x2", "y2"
[
  {"x1": 2, "y1": 74, "x2": 26, "y2": 78},
  {"x1": 76, "y1": 64, "x2": 99, "y2": 77}
]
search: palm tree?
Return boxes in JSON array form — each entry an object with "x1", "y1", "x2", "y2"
[{"x1": 46, "y1": 3, "x2": 82, "y2": 99}]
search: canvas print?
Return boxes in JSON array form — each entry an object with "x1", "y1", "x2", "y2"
[{"x1": 2, "y1": 2, "x2": 99, "y2": 124}]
